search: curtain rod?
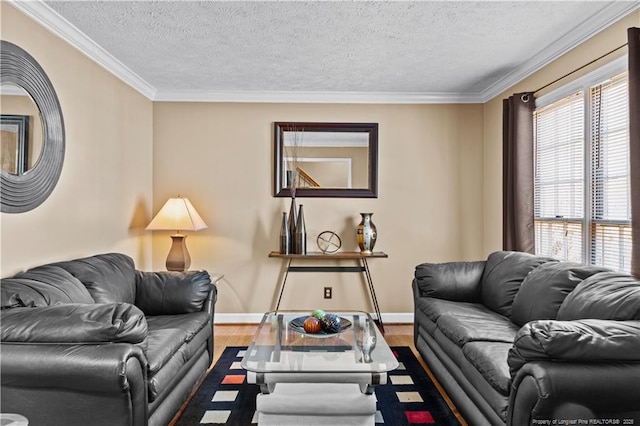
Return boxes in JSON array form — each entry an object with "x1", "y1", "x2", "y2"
[{"x1": 533, "y1": 43, "x2": 628, "y2": 95}]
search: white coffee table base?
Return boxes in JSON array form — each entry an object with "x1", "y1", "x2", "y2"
[{"x1": 255, "y1": 382, "x2": 376, "y2": 426}]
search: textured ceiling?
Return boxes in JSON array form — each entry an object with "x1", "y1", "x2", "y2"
[{"x1": 30, "y1": 1, "x2": 640, "y2": 101}]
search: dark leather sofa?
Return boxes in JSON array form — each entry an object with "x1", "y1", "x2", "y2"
[
  {"x1": 0, "y1": 253, "x2": 217, "y2": 426},
  {"x1": 412, "y1": 250, "x2": 640, "y2": 426}
]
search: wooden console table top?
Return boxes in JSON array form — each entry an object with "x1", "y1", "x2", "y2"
[{"x1": 268, "y1": 251, "x2": 388, "y2": 259}]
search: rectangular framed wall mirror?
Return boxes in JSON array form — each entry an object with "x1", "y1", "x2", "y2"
[
  {"x1": 1, "y1": 114, "x2": 30, "y2": 176},
  {"x1": 274, "y1": 122, "x2": 378, "y2": 198}
]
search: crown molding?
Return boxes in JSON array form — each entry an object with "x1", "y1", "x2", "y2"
[
  {"x1": 4, "y1": 0, "x2": 484, "y2": 104},
  {"x1": 480, "y1": 1, "x2": 640, "y2": 102},
  {"x1": 10, "y1": 0, "x2": 639, "y2": 105},
  {"x1": 9, "y1": 0, "x2": 157, "y2": 100},
  {"x1": 0, "y1": 0, "x2": 482, "y2": 104},
  {"x1": 153, "y1": 90, "x2": 484, "y2": 104}
]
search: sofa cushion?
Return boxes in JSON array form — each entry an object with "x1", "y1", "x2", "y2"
[
  {"x1": 1, "y1": 265, "x2": 95, "y2": 308},
  {"x1": 54, "y1": 253, "x2": 136, "y2": 304},
  {"x1": 145, "y1": 312, "x2": 210, "y2": 401},
  {"x1": 459, "y1": 358, "x2": 510, "y2": 422},
  {"x1": 463, "y1": 341, "x2": 512, "y2": 395},
  {"x1": 414, "y1": 261, "x2": 485, "y2": 302},
  {"x1": 436, "y1": 313, "x2": 519, "y2": 346},
  {"x1": 557, "y1": 272, "x2": 640, "y2": 320},
  {"x1": 433, "y1": 327, "x2": 468, "y2": 367},
  {"x1": 511, "y1": 263, "x2": 610, "y2": 326},
  {"x1": 145, "y1": 312, "x2": 210, "y2": 374},
  {"x1": 481, "y1": 251, "x2": 556, "y2": 318},
  {"x1": 415, "y1": 298, "x2": 495, "y2": 325}
]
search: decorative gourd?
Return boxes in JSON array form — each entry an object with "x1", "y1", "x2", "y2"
[
  {"x1": 303, "y1": 316, "x2": 321, "y2": 333},
  {"x1": 320, "y1": 313, "x2": 342, "y2": 333}
]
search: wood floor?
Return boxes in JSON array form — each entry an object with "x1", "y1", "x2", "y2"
[{"x1": 171, "y1": 323, "x2": 468, "y2": 426}]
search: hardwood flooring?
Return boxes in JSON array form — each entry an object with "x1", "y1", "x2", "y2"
[{"x1": 171, "y1": 323, "x2": 467, "y2": 426}]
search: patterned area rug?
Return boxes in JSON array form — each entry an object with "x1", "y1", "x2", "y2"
[{"x1": 176, "y1": 346, "x2": 461, "y2": 425}]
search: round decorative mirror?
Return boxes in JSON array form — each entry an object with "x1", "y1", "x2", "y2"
[{"x1": 0, "y1": 40, "x2": 65, "y2": 213}]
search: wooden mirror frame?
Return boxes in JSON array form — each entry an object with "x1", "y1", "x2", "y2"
[
  {"x1": 1, "y1": 40, "x2": 65, "y2": 213},
  {"x1": 274, "y1": 122, "x2": 378, "y2": 198}
]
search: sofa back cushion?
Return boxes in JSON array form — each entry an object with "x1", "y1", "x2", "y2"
[
  {"x1": 510, "y1": 262, "x2": 610, "y2": 326},
  {"x1": 481, "y1": 251, "x2": 556, "y2": 318},
  {"x1": 53, "y1": 253, "x2": 136, "y2": 304},
  {"x1": 1, "y1": 265, "x2": 95, "y2": 308},
  {"x1": 557, "y1": 272, "x2": 640, "y2": 320}
]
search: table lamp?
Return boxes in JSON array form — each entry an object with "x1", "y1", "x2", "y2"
[{"x1": 146, "y1": 197, "x2": 207, "y2": 272}]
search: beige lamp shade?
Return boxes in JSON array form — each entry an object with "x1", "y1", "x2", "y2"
[
  {"x1": 146, "y1": 197, "x2": 207, "y2": 232},
  {"x1": 147, "y1": 197, "x2": 207, "y2": 271}
]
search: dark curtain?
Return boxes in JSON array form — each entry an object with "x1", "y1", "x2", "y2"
[
  {"x1": 629, "y1": 28, "x2": 640, "y2": 278},
  {"x1": 503, "y1": 92, "x2": 535, "y2": 253}
]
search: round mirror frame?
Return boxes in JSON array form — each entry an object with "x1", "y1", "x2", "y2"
[{"x1": 0, "y1": 40, "x2": 64, "y2": 213}]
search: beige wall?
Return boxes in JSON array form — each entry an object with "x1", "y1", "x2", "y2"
[
  {"x1": 0, "y1": 3, "x2": 154, "y2": 276},
  {"x1": 3, "y1": 2, "x2": 635, "y2": 317},
  {"x1": 482, "y1": 10, "x2": 640, "y2": 255},
  {"x1": 152, "y1": 103, "x2": 484, "y2": 315}
]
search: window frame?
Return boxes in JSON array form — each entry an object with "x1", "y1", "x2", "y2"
[{"x1": 534, "y1": 56, "x2": 630, "y2": 269}]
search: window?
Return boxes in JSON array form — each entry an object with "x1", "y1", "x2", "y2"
[{"x1": 534, "y1": 64, "x2": 631, "y2": 272}]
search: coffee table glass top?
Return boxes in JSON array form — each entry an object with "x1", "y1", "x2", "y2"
[{"x1": 241, "y1": 311, "x2": 398, "y2": 374}]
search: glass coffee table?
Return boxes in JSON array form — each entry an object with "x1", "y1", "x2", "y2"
[
  {"x1": 242, "y1": 311, "x2": 398, "y2": 392},
  {"x1": 242, "y1": 311, "x2": 399, "y2": 425}
]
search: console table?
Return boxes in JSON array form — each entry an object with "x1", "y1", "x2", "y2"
[{"x1": 268, "y1": 251, "x2": 388, "y2": 332}]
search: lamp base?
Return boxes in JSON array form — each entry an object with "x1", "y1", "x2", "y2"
[{"x1": 166, "y1": 234, "x2": 191, "y2": 272}]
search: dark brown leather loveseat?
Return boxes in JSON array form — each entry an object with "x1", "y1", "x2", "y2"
[
  {"x1": 413, "y1": 251, "x2": 640, "y2": 425},
  {"x1": 1, "y1": 253, "x2": 216, "y2": 426}
]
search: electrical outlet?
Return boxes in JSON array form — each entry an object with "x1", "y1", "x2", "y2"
[{"x1": 324, "y1": 287, "x2": 332, "y2": 299}]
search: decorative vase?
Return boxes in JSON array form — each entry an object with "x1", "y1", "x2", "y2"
[
  {"x1": 356, "y1": 213, "x2": 377, "y2": 254},
  {"x1": 279, "y1": 212, "x2": 290, "y2": 254},
  {"x1": 288, "y1": 197, "x2": 298, "y2": 253},
  {"x1": 295, "y1": 204, "x2": 307, "y2": 255}
]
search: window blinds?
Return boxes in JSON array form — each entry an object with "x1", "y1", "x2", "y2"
[
  {"x1": 533, "y1": 71, "x2": 631, "y2": 272},
  {"x1": 534, "y1": 91, "x2": 585, "y2": 263},
  {"x1": 590, "y1": 73, "x2": 631, "y2": 271}
]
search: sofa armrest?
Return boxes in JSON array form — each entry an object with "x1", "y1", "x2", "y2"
[
  {"x1": 202, "y1": 276, "x2": 217, "y2": 317},
  {"x1": 1, "y1": 342, "x2": 148, "y2": 426},
  {"x1": 413, "y1": 261, "x2": 485, "y2": 302},
  {"x1": 1, "y1": 303, "x2": 147, "y2": 350},
  {"x1": 1, "y1": 342, "x2": 147, "y2": 392},
  {"x1": 135, "y1": 270, "x2": 213, "y2": 315},
  {"x1": 508, "y1": 361, "x2": 640, "y2": 424},
  {"x1": 508, "y1": 319, "x2": 640, "y2": 376}
]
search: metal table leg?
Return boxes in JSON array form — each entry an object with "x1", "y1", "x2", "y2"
[
  {"x1": 275, "y1": 259, "x2": 292, "y2": 311},
  {"x1": 362, "y1": 258, "x2": 384, "y2": 333}
]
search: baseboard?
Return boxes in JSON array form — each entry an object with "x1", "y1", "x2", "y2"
[
  {"x1": 214, "y1": 312, "x2": 414, "y2": 324},
  {"x1": 214, "y1": 313, "x2": 265, "y2": 324}
]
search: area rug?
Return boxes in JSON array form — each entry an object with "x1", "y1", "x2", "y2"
[{"x1": 176, "y1": 346, "x2": 461, "y2": 425}]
